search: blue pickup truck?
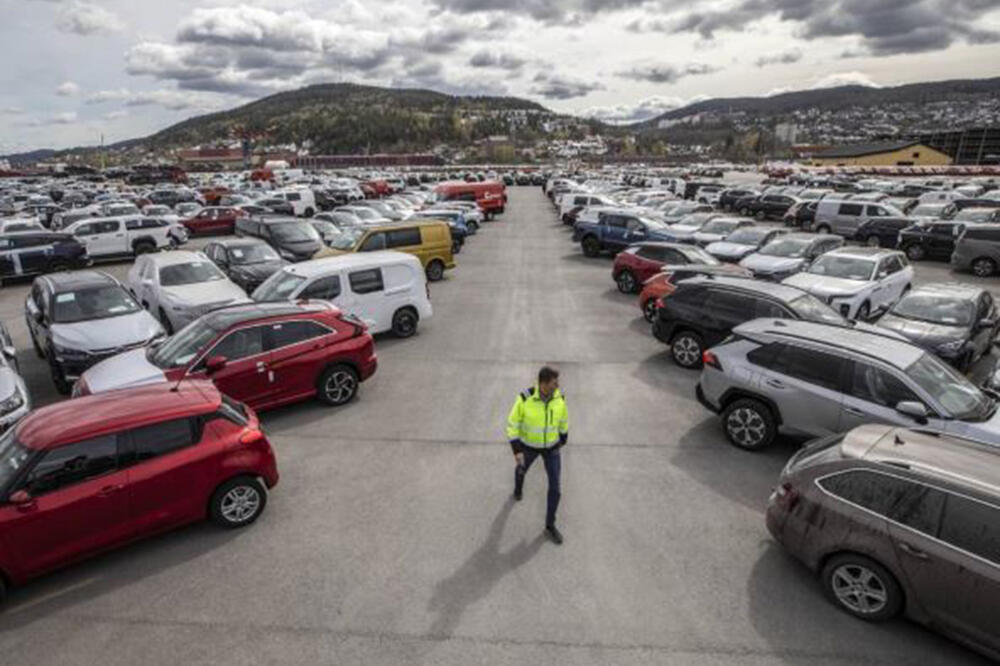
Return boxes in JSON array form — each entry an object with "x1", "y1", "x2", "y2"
[{"x1": 572, "y1": 211, "x2": 677, "y2": 257}]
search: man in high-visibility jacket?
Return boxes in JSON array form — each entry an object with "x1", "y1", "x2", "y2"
[{"x1": 506, "y1": 366, "x2": 569, "y2": 544}]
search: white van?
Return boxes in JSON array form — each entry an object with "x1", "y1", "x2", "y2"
[
  {"x1": 251, "y1": 250, "x2": 432, "y2": 337},
  {"x1": 812, "y1": 199, "x2": 905, "y2": 237},
  {"x1": 271, "y1": 189, "x2": 317, "y2": 218}
]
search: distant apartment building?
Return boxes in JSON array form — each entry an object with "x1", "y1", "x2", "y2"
[{"x1": 775, "y1": 123, "x2": 799, "y2": 144}]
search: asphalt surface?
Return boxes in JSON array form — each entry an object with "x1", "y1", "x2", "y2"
[{"x1": 0, "y1": 188, "x2": 993, "y2": 665}]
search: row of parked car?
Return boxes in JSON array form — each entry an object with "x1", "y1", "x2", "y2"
[{"x1": 547, "y1": 171, "x2": 1000, "y2": 660}]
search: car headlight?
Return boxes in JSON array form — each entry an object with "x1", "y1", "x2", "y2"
[
  {"x1": 937, "y1": 339, "x2": 966, "y2": 354},
  {"x1": 0, "y1": 389, "x2": 24, "y2": 414},
  {"x1": 53, "y1": 344, "x2": 88, "y2": 361}
]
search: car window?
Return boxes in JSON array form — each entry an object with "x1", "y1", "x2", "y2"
[
  {"x1": 605, "y1": 215, "x2": 627, "y2": 229},
  {"x1": 98, "y1": 221, "x2": 120, "y2": 233},
  {"x1": 386, "y1": 227, "x2": 421, "y2": 248},
  {"x1": 269, "y1": 320, "x2": 330, "y2": 348},
  {"x1": 359, "y1": 233, "x2": 386, "y2": 252},
  {"x1": 755, "y1": 299, "x2": 793, "y2": 319},
  {"x1": 626, "y1": 218, "x2": 644, "y2": 233},
  {"x1": 21, "y1": 434, "x2": 119, "y2": 495},
  {"x1": 850, "y1": 362, "x2": 919, "y2": 408},
  {"x1": 209, "y1": 326, "x2": 266, "y2": 361},
  {"x1": 705, "y1": 290, "x2": 756, "y2": 322},
  {"x1": 964, "y1": 227, "x2": 1000, "y2": 242},
  {"x1": 349, "y1": 268, "x2": 384, "y2": 294},
  {"x1": 129, "y1": 419, "x2": 196, "y2": 463},
  {"x1": 939, "y1": 494, "x2": 1000, "y2": 565},
  {"x1": 865, "y1": 205, "x2": 886, "y2": 217},
  {"x1": 889, "y1": 482, "x2": 946, "y2": 535},
  {"x1": 838, "y1": 203, "x2": 863, "y2": 216},
  {"x1": 301, "y1": 275, "x2": 341, "y2": 300},
  {"x1": 817, "y1": 470, "x2": 913, "y2": 517},
  {"x1": 771, "y1": 344, "x2": 846, "y2": 391}
]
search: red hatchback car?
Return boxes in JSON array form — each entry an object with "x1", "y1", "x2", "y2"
[
  {"x1": 77, "y1": 301, "x2": 377, "y2": 410},
  {"x1": 0, "y1": 380, "x2": 277, "y2": 599},
  {"x1": 182, "y1": 206, "x2": 243, "y2": 235},
  {"x1": 612, "y1": 242, "x2": 721, "y2": 294}
]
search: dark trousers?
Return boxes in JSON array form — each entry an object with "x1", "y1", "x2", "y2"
[{"x1": 515, "y1": 447, "x2": 561, "y2": 528}]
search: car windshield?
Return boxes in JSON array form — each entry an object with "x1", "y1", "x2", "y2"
[
  {"x1": 148, "y1": 318, "x2": 219, "y2": 368},
  {"x1": 331, "y1": 227, "x2": 365, "y2": 250},
  {"x1": 230, "y1": 244, "x2": 280, "y2": 264},
  {"x1": 51, "y1": 285, "x2": 141, "y2": 323},
  {"x1": 807, "y1": 255, "x2": 875, "y2": 281},
  {"x1": 146, "y1": 206, "x2": 170, "y2": 215},
  {"x1": 906, "y1": 353, "x2": 995, "y2": 421},
  {"x1": 725, "y1": 228, "x2": 769, "y2": 245},
  {"x1": 311, "y1": 220, "x2": 341, "y2": 237},
  {"x1": 253, "y1": 270, "x2": 306, "y2": 301},
  {"x1": 159, "y1": 261, "x2": 226, "y2": 286},
  {"x1": 271, "y1": 222, "x2": 320, "y2": 243},
  {"x1": 891, "y1": 293, "x2": 975, "y2": 326},
  {"x1": 760, "y1": 238, "x2": 809, "y2": 258},
  {"x1": 0, "y1": 429, "x2": 31, "y2": 490},
  {"x1": 701, "y1": 220, "x2": 740, "y2": 234},
  {"x1": 953, "y1": 209, "x2": 994, "y2": 222},
  {"x1": 911, "y1": 204, "x2": 947, "y2": 217},
  {"x1": 788, "y1": 294, "x2": 848, "y2": 326},
  {"x1": 350, "y1": 208, "x2": 380, "y2": 220}
]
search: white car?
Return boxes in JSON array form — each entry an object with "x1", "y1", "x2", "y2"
[
  {"x1": 127, "y1": 251, "x2": 249, "y2": 333},
  {"x1": 270, "y1": 189, "x2": 317, "y2": 217},
  {"x1": 252, "y1": 251, "x2": 432, "y2": 337},
  {"x1": 782, "y1": 247, "x2": 913, "y2": 320},
  {"x1": 64, "y1": 215, "x2": 173, "y2": 259}
]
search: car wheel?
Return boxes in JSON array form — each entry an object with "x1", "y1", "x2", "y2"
[
  {"x1": 158, "y1": 308, "x2": 174, "y2": 335},
  {"x1": 391, "y1": 307, "x2": 418, "y2": 338},
  {"x1": 304, "y1": 207, "x2": 315, "y2": 218},
  {"x1": 616, "y1": 269, "x2": 637, "y2": 294},
  {"x1": 855, "y1": 302, "x2": 870, "y2": 321},
  {"x1": 721, "y1": 398, "x2": 776, "y2": 451},
  {"x1": 739, "y1": 207, "x2": 750, "y2": 216},
  {"x1": 821, "y1": 554, "x2": 903, "y2": 622},
  {"x1": 973, "y1": 257, "x2": 997, "y2": 277},
  {"x1": 816, "y1": 225, "x2": 831, "y2": 234},
  {"x1": 49, "y1": 358, "x2": 71, "y2": 396},
  {"x1": 426, "y1": 259, "x2": 445, "y2": 282},
  {"x1": 133, "y1": 241, "x2": 155, "y2": 255},
  {"x1": 642, "y1": 298, "x2": 658, "y2": 323},
  {"x1": 317, "y1": 364, "x2": 360, "y2": 406},
  {"x1": 582, "y1": 236, "x2": 601, "y2": 257},
  {"x1": 468, "y1": 221, "x2": 479, "y2": 232},
  {"x1": 754, "y1": 210, "x2": 766, "y2": 221},
  {"x1": 46, "y1": 260, "x2": 69, "y2": 273},
  {"x1": 671, "y1": 331, "x2": 704, "y2": 369},
  {"x1": 209, "y1": 476, "x2": 267, "y2": 528},
  {"x1": 903, "y1": 244, "x2": 925, "y2": 261},
  {"x1": 863, "y1": 235, "x2": 880, "y2": 247}
]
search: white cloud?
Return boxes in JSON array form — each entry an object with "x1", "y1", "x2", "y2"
[
  {"x1": 103, "y1": 110, "x2": 128, "y2": 120},
  {"x1": 810, "y1": 71, "x2": 881, "y2": 89},
  {"x1": 56, "y1": 81, "x2": 80, "y2": 96},
  {"x1": 55, "y1": 1, "x2": 124, "y2": 35},
  {"x1": 581, "y1": 95, "x2": 697, "y2": 123},
  {"x1": 87, "y1": 87, "x2": 228, "y2": 111}
]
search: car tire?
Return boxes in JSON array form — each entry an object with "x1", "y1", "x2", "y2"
[
  {"x1": 582, "y1": 236, "x2": 601, "y2": 257},
  {"x1": 133, "y1": 241, "x2": 155, "y2": 255},
  {"x1": 209, "y1": 476, "x2": 267, "y2": 529},
  {"x1": 49, "y1": 357, "x2": 71, "y2": 396},
  {"x1": 616, "y1": 269, "x2": 638, "y2": 294},
  {"x1": 304, "y1": 207, "x2": 315, "y2": 218},
  {"x1": 863, "y1": 235, "x2": 880, "y2": 248},
  {"x1": 317, "y1": 364, "x2": 360, "y2": 406},
  {"x1": 670, "y1": 331, "x2": 704, "y2": 369},
  {"x1": 739, "y1": 207, "x2": 750, "y2": 216},
  {"x1": 972, "y1": 257, "x2": 997, "y2": 277},
  {"x1": 391, "y1": 307, "x2": 418, "y2": 338},
  {"x1": 903, "y1": 244, "x2": 925, "y2": 261},
  {"x1": 721, "y1": 398, "x2": 776, "y2": 451},
  {"x1": 643, "y1": 298, "x2": 658, "y2": 323},
  {"x1": 426, "y1": 259, "x2": 445, "y2": 282},
  {"x1": 816, "y1": 224, "x2": 831, "y2": 234},
  {"x1": 856, "y1": 302, "x2": 870, "y2": 321},
  {"x1": 46, "y1": 260, "x2": 69, "y2": 273},
  {"x1": 158, "y1": 308, "x2": 174, "y2": 335},
  {"x1": 468, "y1": 221, "x2": 479, "y2": 232},
  {"x1": 821, "y1": 554, "x2": 903, "y2": 622},
  {"x1": 755, "y1": 210, "x2": 766, "y2": 221}
]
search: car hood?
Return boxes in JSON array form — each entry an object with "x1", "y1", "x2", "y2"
[
  {"x1": 876, "y1": 313, "x2": 967, "y2": 347},
  {"x1": 81, "y1": 348, "x2": 167, "y2": 394},
  {"x1": 162, "y1": 280, "x2": 247, "y2": 306},
  {"x1": 52, "y1": 310, "x2": 163, "y2": 352},
  {"x1": 694, "y1": 232, "x2": 727, "y2": 243},
  {"x1": 782, "y1": 273, "x2": 870, "y2": 297},
  {"x1": 669, "y1": 224, "x2": 701, "y2": 236},
  {"x1": 706, "y1": 241, "x2": 754, "y2": 258},
  {"x1": 280, "y1": 239, "x2": 322, "y2": 255},
  {"x1": 739, "y1": 254, "x2": 805, "y2": 273},
  {"x1": 231, "y1": 261, "x2": 286, "y2": 281}
]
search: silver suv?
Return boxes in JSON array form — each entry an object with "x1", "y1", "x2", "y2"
[{"x1": 696, "y1": 318, "x2": 1000, "y2": 450}]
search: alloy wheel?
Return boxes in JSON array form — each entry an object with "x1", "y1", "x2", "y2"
[
  {"x1": 617, "y1": 271, "x2": 636, "y2": 293},
  {"x1": 325, "y1": 370, "x2": 357, "y2": 404},
  {"x1": 672, "y1": 335, "x2": 701, "y2": 367},
  {"x1": 726, "y1": 408, "x2": 766, "y2": 448},
  {"x1": 830, "y1": 564, "x2": 888, "y2": 615},
  {"x1": 220, "y1": 485, "x2": 261, "y2": 524}
]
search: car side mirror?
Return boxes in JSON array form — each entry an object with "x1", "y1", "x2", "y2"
[
  {"x1": 876, "y1": 270, "x2": 889, "y2": 279},
  {"x1": 1, "y1": 345, "x2": 15, "y2": 359},
  {"x1": 978, "y1": 318, "x2": 996, "y2": 330},
  {"x1": 8, "y1": 489, "x2": 34, "y2": 508},
  {"x1": 896, "y1": 400, "x2": 929, "y2": 425},
  {"x1": 205, "y1": 355, "x2": 228, "y2": 375}
]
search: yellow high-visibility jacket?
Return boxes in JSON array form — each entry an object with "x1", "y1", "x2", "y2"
[{"x1": 506, "y1": 385, "x2": 569, "y2": 450}]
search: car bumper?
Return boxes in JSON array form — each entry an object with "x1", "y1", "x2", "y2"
[
  {"x1": 652, "y1": 318, "x2": 674, "y2": 344},
  {"x1": 695, "y1": 382, "x2": 720, "y2": 413}
]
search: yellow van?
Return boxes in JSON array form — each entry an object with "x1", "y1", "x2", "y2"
[{"x1": 317, "y1": 219, "x2": 455, "y2": 281}]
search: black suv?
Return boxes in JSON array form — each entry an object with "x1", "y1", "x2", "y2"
[
  {"x1": 0, "y1": 232, "x2": 89, "y2": 282},
  {"x1": 235, "y1": 216, "x2": 324, "y2": 262},
  {"x1": 742, "y1": 194, "x2": 799, "y2": 220},
  {"x1": 897, "y1": 220, "x2": 963, "y2": 261},
  {"x1": 854, "y1": 217, "x2": 913, "y2": 248},
  {"x1": 203, "y1": 238, "x2": 288, "y2": 293},
  {"x1": 652, "y1": 275, "x2": 850, "y2": 368}
]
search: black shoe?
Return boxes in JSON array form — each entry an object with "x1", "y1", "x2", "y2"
[
  {"x1": 546, "y1": 525, "x2": 563, "y2": 545},
  {"x1": 513, "y1": 490, "x2": 522, "y2": 501}
]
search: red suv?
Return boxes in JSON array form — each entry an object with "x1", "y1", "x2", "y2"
[
  {"x1": 77, "y1": 301, "x2": 377, "y2": 410},
  {"x1": 182, "y1": 206, "x2": 243, "y2": 235},
  {"x1": 612, "y1": 243, "x2": 721, "y2": 294},
  {"x1": 0, "y1": 380, "x2": 277, "y2": 600}
]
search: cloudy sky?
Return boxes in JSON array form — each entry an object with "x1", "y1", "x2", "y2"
[{"x1": 3, "y1": 0, "x2": 1000, "y2": 153}]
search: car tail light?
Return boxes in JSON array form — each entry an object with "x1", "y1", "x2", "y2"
[
  {"x1": 702, "y1": 350, "x2": 722, "y2": 370},
  {"x1": 774, "y1": 482, "x2": 800, "y2": 510},
  {"x1": 239, "y1": 428, "x2": 265, "y2": 445}
]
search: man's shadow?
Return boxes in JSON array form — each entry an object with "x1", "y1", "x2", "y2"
[{"x1": 426, "y1": 497, "x2": 545, "y2": 639}]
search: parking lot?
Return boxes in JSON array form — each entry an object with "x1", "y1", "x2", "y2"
[{"x1": 0, "y1": 186, "x2": 992, "y2": 665}]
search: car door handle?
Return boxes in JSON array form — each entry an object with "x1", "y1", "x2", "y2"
[
  {"x1": 897, "y1": 541, "x2": 930, "y2": 560},
  {"x1": 98, "y1": 483, "x2": 125, "y2": 497},
  {"x1": 765, "y1": 379, "x2": 786, "y2": 389},
  {"x1": 844, "y1": 406, "x2": 865, "y2": 416}
]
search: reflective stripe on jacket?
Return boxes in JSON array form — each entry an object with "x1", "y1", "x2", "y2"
[{"x1": 506, "y1": 385, "x2": 569, "y2": 449}]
